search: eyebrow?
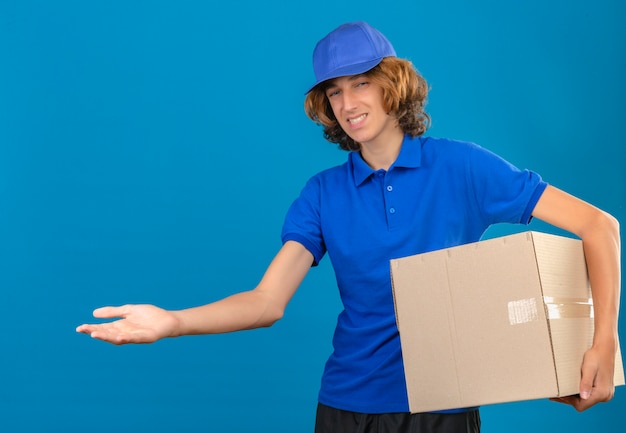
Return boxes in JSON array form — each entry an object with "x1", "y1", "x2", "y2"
[{"x1": 326, "y1": 74, "x2": 366, "y2": 89}]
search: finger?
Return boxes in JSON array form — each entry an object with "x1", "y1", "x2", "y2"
[
  {"x1": 549, "y1": 397, "x2": 568, "y2": 405},
  {"x1": 78, "y1": 321, "x2": 131, "y2": 344},
  {"x1": 550, "y1": 396, "x2": 577, "y2": 406},
  {"x1": 76, "y1": 324, "x2": 94, "y2": 334},
  {"x1": 92, "y1": 327, "x2": 155, "y2": 345},
  {"x1": 550, "y1": 395, "x2": 587, "y2": 412},
  {"x1": 76, "y1": 323, "x2": 109, "y2": 336},
  {"x1": 89, "y1": 329, "x2": 128, "y2": 345}
]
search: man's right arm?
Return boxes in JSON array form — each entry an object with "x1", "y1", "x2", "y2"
[{"x1": 76, "y1": 240, "x2": 313, "y2": 345}]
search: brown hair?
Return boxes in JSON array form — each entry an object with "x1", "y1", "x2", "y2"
[{"x1": 304, "y1": 57, "x2": 431, "y2": 151}]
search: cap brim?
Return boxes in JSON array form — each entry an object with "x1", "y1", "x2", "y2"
[{"x1": 304, "y1": 57, "x2": 385, "y2": 94}]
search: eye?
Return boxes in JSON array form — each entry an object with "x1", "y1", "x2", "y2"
[
  {"x1": 355, "y1": 80, "x2": 369, "y2": 88},
  {"x1": 326, "y1": 88, "x2": 341, "y2": 98}
]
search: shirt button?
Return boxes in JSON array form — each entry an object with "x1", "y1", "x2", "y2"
[
  {"x1": 387, "y1": 185, "x2": 393, "y2": 192},
  {"x1": 389, "y1": 208, "x2": 396, "y2": 214}
]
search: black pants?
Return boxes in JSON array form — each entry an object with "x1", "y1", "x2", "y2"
[{"x1": 314, "y1": 403, "x2": 481, "y2": 433}]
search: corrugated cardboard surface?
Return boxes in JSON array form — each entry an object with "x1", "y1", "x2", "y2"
[
  {"x1": 391, "y1": 231, "x2": 624, "y2": 413},
  {"x1": 533, "y1": 233, "x2": 595, "y2": 396}
]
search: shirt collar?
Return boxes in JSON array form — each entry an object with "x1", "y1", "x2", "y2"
[{"x1": 350, "y1": 135, "x2": 423, "y2": 186}]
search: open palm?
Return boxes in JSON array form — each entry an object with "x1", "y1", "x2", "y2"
[{"x1": 76, "y1": 304, "x2": 179, "y2": 345}]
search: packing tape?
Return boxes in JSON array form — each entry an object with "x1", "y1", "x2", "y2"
[
  {"x1": 507, "y1": 297, "x2": 594, "y2": 325},
  {"x1": 543, "y1": 296, "x2": 594, "y2": 320}
]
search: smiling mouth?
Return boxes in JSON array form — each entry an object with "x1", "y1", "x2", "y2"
[{"x1": 348, "y1": 114, "x2": 367, "y2": 124}]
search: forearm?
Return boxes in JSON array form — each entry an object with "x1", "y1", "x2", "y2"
[
  {"x1": 170, "y1": 289, "x2": 284, "y2": 336},
  {"x1": 169, "y1": 241, "x2": 313, "y2": 337},
  {"x1": 581, "y1": 211, "x2": 621, "y2": 347},
  {"x1": 77, "y1": 241, "x2": 311, "y2": 345}
]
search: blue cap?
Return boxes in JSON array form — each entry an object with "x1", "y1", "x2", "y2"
[{"x1": 306, "y1": 21, "x2": 396, "y2": 94}]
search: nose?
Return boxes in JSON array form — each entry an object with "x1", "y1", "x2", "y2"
[{"x1": 340, "y1": 89, "x2": 357, "y2": 111}]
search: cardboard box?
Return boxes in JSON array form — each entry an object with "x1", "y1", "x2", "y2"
[{"x1": 391, "y1": 231, "x2": 624, "y2": 413}]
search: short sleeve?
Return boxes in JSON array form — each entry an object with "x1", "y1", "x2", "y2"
[
  {"x1": 281, "y1": 176, "x2": 327, "y2": 266},
  {"x1": 467, "y1": 143, "x2": 548, "y2": 225}
]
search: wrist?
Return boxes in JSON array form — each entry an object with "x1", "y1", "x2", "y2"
[
  {"x1": 168, "y1": 310, "x2": 186, "y2": 338},
  {"x1": 592, "y1": 327, "x2": 618, "y2": 353}
]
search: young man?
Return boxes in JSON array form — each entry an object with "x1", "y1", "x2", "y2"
[{"x1": 77, "y1": 21, "x2": 621, "y2": 433}]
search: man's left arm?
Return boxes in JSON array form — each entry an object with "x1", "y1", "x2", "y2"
[{"x1": 532, "y1": 185, "x2": 621, "y2": 411}]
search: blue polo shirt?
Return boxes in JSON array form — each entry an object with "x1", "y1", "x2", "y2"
[{"x1": 281, "y1": 135, "x2": 547, "y2": 414}]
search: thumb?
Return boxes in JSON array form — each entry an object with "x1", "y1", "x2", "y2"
[
  {"x1": 579, "y1": 357, "x2": 597, "y2": 400},
  {"x1": 93, "y1": 305, "x2": 129, "y2": 319}
]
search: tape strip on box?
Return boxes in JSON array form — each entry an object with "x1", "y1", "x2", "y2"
[{"x1": 543, "y1": 297, "x2": 594, "y2": 320}]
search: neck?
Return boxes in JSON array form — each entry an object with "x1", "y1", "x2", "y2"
[{"x1": 359, "y1": 130, "x2": 404, "y2": 171}]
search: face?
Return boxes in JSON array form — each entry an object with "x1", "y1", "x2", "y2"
[{"x1": 325, "y1": 74, "x2": 401, "y2": 148}]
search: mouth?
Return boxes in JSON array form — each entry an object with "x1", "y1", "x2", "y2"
[{"x1": 347, "y1": 113, "x2": 367, "y2": 125}]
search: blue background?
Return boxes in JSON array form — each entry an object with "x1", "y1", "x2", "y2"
[{"x1": 1, "y1": 0, "x2": 624, "y2": 431}]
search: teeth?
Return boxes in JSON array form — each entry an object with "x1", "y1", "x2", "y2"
[{"x1": 348, "y1": 114, "x2": 366, "y2": 124}]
